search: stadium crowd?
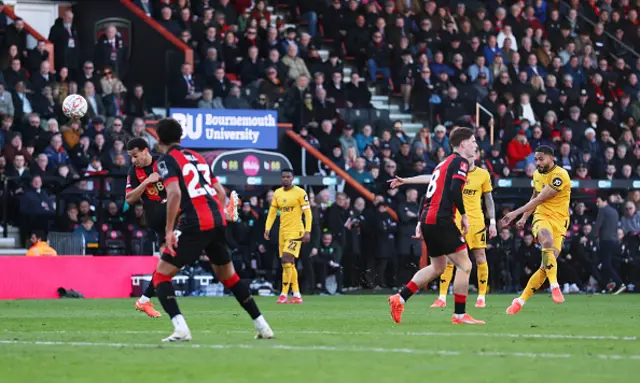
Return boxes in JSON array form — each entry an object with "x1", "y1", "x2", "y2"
[{"x1": 0, "y1": 0, "x2": 639, "y2": 294}]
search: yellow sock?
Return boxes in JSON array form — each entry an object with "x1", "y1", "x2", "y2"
[
  {"x1": 290, "y1": 263, "x2": 300, "y2": 296},
  {"x1": 520, "y1": 269, "x2": 547, "y2": 302},
  {"x1": 281, "y1": 263, "x2": 292, "y2": 296},
  {"x1": 542, "y1": 248, "x2": 558, "y2": 287},
  {"x1": 439, "y1": 264, "x2": 454, "y2": 298},
  {"x1": 477, "y1": 261, "x2": 489, "y2": 297}
]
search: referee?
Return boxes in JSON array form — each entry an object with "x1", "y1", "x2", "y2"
[{"x1": 594, "y1": 192, "x2": 627, "y2": 295}]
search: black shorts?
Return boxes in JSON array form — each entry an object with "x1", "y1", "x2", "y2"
[
  {"x1": 160, "y1": 226, "x2": 231, "y2": 268},
  {"x1": 420, "y1": 221, "x2": 467, "y2": 258}
]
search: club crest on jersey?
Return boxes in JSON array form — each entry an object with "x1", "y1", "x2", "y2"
[{"x1": 552, "y1": 177, "x2": 562, "y2": 187}]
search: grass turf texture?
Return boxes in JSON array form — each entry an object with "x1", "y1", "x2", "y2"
[{"x1": 1, "y1": 295, "x2": 639, "y2": 383}]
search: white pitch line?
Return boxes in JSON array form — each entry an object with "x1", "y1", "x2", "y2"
[
  {"x1": 4, "y1": 329, "x2": 636, "y2": 341},
  {"x1": 1, "y1": 339, "x2": 639, "y2": 361}
]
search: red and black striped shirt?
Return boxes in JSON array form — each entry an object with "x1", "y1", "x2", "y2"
[
  {"x1": 420, "y1": 153, "x2": 469, "y2": 225},
  {"x1": 156, "y1": 145, "x2": 226, "y2": 232}
]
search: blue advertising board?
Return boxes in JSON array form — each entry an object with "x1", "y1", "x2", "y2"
[{"x1": 169, "y1": 109, "x2": 278, "y2": 149}]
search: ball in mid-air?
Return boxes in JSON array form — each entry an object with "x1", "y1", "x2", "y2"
[{"x1": 62, "y1": 94, "x2": 88, "y2": 119}]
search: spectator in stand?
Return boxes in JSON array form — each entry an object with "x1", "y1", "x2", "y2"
[
  {"x1": 198, "y1": 87, "x2": 224, "y2": 109},
  {"x1": 103, "y1": 82, "x2": 127, "y2": 118},
  {"x1": 48, "y1": 10, "x2": 79, "y2": 76},
  {"x1": 74, "y1": 216, "x2": 99, "y2": 253},
  {"x1": 282, "y1": 44, "x2": 310, "y2": 83},
  {"x1": 621, "y1": 201, "x2": 640, "y2": 234},
  {"x1": 127, "y1": 84, "x2": 154, "y2": 119},
  {"x1": 19, "y1": 175, "x2": 55, "y2": 238},
  {"x1": 172, "y1": 62, "x2": 202, "y2": 107},
  {"x1": 0, "y1": 82, "x2": 14, "y2": 117},
  {"x1": 26, "y1": 230, "x2": 57, "y2": 256},
  {"x1": 43, "y1": 133, "x2": 69, "y2": 169},
  {"x1": 431, "y1": 125, "x2": 450, "y2": 155},
  {"x1": 312, "y1": 232, "x2": 343, "y2": 295},
  {"x1": 94, "y1": 24, "x2": 128, "y2": 77},
  {"x1": 27, "y1": 40, "x2": 49, "y2": 75},
  {"x1": 224, "y1": 84, "x2": 250, "y2": 109},
  {"x1": 507, "y1": 130, "x2": 533, "y2": 169},
  {"x1": 82, "y1": 81, "x2": 105, "y2": 121}
]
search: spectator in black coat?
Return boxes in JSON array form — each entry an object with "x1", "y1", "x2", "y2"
[
  {"x1": 171, "y1": 63, "x2": 202, "y2": 107},
  {"x1": 370, "y1": 202, "x2": 398, "y2": 287},
  {"x1": 30, "y1": 60, "x2": 55, "y2": 93},
  {"x1": 366, "y1": 32, "x2": 392, "y2": 91},
  {"x1": 313, "y1": 88, "x2": 336, "y2": 123},
  {"x1": 4, "y1": 18, "x2": 27, "y2": 58},
  {"x1": 26, "y1": 40, "x2": 50, "y2": 75},
  {"x1": 126, "y1": 84, "x2": 154, "y2": 119},
  {"x1": 345, "y1": 72, "x2": 372, "y2": 108},
  {"x1": 210, "y1": 67, "x2": 231, "y2": 98},
  {"x1": 312, "y1": 232, "x2": 344, "y2": 295},
  {"x1": 157, "y1": 6, "x2": 180, "y2": 36},
  {"x1": 19, "y1": 175, "x2": 55, "y2": 240},
  {"x1": 94, "y1": 24, "x2": 128, "y2": 77},
  {"x1": 77, "y1": 61, "x2": 102, "y2": 94},
  {"x1": 4, "y1": 59, "x2": 29, "y2": 91},
  {"x1": 238, "y1": 46, "x2": 263, "y2": 87},
  {"x1": 488, "y1": 227, "x2": 519, "y2": 292},
  {"x1": 48, "y1": 11, "x2": 79, "y2": 75}
]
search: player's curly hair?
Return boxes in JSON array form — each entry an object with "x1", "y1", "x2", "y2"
[
  {"x1": 156, "y1": 118, "x2": 182, "y2": 145},
  {"x1": 536, "y1": 145, "x2": 555, "y2": 156}
]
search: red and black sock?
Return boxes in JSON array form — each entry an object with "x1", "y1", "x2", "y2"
[
  {"x1": 143, "y1": 272, "x2": 156, "y2": 298},
  {"x1": 153, "y1": 273, "x2": 181, "y2": 318},
  {"x1": 399, "y1": 281, "x2": 419, "y2": 302},
  {"x1": 222, "y1": 273, "x2": 261, "y2": 320},
  {"x1": 454, "y1": 294, "x2": 466, "y2": 315}
]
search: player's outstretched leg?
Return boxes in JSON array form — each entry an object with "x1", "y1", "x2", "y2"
[
  {"x1": 431, "y1": 263, "x2": 453, "y2": 308},
  {"x1": 135, "y1": 271, "x2": 162, "y2": 318},
  {"x1": 506, "y1": 269, "x2": 546, "y2": 314},
  {"x1": 448, "y1": 252, "x2": 485, "y2": 325},
  {"x1": 215, "y1": 262, "x2": 275, "y2": 339},
  {"x1": 153, "y1": 266, "x2": 191, "y2": 342},
  {"x1": 542, "y1": 247, "x2": 564, "y2": 303},
  {"x1": 389, "y1": 256, "x2": 447, "y2": 323}
]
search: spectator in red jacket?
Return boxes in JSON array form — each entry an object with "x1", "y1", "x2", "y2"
[{"x1": 507, "y1": 130, "x2": 533, "y2": 169}]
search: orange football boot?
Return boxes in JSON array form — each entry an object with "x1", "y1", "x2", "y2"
[
  {"x1": 276, "y1": 295, "x2": 289, "y2": 304},
  {"x1": 388, "y1": 294, "x2": 405, "y2": 323},
  {"x1": 290, "y1": 296, "x2": 303, "y2": 304},
  {"x1": 506, "y1": 298, "x2": 523, "y2": 315},
  {"x1": 430, "y1": 298, "x2": 446, "y2": 308},
  {"x1": 135, "y1": 301, "x2": 161, "y2": 317},
  {"x1": 551, "y1": 286, "x2": 565, "y2": 303},
  {"x1": 451, "y1": 313, "x2": 485, "y2": 324}
]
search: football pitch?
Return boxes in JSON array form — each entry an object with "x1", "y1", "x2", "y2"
[{"x1": 1, "y1": 295, "x2": 639, "y2": 382}]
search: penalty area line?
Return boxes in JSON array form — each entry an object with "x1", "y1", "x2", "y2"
[{"x1": 0, "y1": 339, "x2": 639, "y2": 361}]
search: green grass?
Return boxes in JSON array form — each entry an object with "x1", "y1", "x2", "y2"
[{"x1": 1, "y1": 294, "x2": 639, "y2": 382}]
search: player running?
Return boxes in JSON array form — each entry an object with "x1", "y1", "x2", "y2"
[
  {"x1": 153, "y1": 118, "x2": 274, "y2": 342},
  {"x1": 501, "y1": 145, "x2": 570, "y2": 314},
  {"x1": 387, "y1": 127, "x2": 485, "y2": 325},
  {"x1": 264, "y1": 169, "x2": 312, "y2": 304},
  {"x1": 431, "y1": 153, "x2": 497, "y2": 309}
]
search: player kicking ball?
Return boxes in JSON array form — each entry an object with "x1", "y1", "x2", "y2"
[
  {"x1": 431, "y1": 152, "x2": 497, "y2": 309},
  {"x1": 126, "y1": 138, "x2": 239, "y2": 318},
  {"x1": 501, "y1": 145, "x2": 570, "y2": 314},
  {"x1": 387, "y1": 127, "x2": 485, "y2": 325},
  {"x1": 153, "y1": 118, "x2": 273, "y2": 342},
  {"x1": 264, "y1": 169, "x2": 312, "y2": 304}
]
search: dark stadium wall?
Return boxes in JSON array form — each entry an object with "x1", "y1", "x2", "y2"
[{"x1": 71, "y1": 1, "x2": 184, "y2": 107}]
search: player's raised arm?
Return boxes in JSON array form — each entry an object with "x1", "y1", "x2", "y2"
[
  {"x1": 388, "y1": 174, "x2": 432, "y2": 188},
  {"x1": 264, "y1": 193, "x2": 279, "y2": 240},
  {"x1": 515, "y1": 189, "x2": 538, "y2": 229},
  {"x1": 125, "y1": 171, "x2": 158, "y2": 205}
]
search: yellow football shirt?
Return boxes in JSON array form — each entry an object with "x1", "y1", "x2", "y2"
[
  {"x1": 455, "y1": 167, "x2": 492, "y2": 226},
  {"x1": 265, "y1": 185, "x2": 310, "y2": 234},
  {"x1": 532, "y1": 165, "x2": 571, "y2": 222}
]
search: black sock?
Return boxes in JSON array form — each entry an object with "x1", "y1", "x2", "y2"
[
  {"x1": 454, "y1": 294, "x2": 466, "y2": 315},
  {"x1": 143, "y1": 273, "x2": 156, "y2": 298},
  {"x1": 155, "y1": 281, "x2": 181, "y2": 318},
  {"x1": 229, "y1": 281, "x2": 261, "y2": 320},
  {"x1": 399, "y1": 281, "x2": 419, "y2": 302}
]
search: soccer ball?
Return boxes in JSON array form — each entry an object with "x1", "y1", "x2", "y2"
[{"x1": 62, "y1": 94, "x2": 88, "y2": 119}]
